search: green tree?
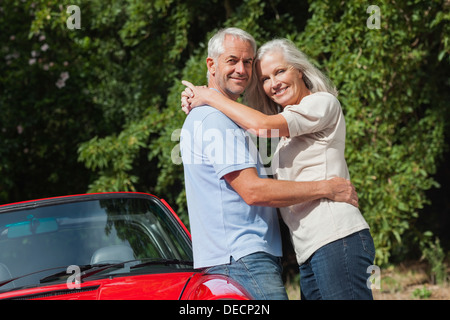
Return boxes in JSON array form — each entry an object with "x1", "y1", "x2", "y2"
[
  {"x1": 1, "y1": 0, "x2": 449, "y2": 265},
  {"x1": 77, "y1": 0, "x2": 310, "y2": 223},
  {"x1": 0, "y1": 0, "x2": 107, "y2": 202}
]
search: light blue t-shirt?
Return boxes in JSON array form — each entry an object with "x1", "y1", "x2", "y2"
[{"x1": 180, "y1": 105, "x2": 282, "y2": 269}]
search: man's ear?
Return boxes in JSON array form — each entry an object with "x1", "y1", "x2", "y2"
[{"x1": 206, "y1": 57, "x2": 216, "y2": 76}]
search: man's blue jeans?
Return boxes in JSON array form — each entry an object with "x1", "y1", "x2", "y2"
[
  {"x1": 206, "y1": 252, "x2": 289, "y2": 300},
  {"x1": 299, "y1": 229, "x2": 375, "y2": 300}
]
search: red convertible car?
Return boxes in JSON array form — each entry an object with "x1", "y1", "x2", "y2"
[{"x1": 0, "y1": 192, "x2": 252, "y2": 300}]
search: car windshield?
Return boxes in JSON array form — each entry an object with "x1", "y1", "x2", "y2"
[{"x1": 0, "y1": 194, "x2": 193, "y2": 292}]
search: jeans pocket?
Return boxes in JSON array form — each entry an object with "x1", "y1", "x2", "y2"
[
  {"x1": 359, "y1": 229, "x2": 376, "y2": 260},
  {"x1": 205, "y1": 264, "x2": 229, "y2": 277}
]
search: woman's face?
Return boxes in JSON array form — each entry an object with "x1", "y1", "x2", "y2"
[{"x1": 256, "y1": 51, "x2": 308, "y2": 108}]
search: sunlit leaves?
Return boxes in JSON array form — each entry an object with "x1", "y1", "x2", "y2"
[{"x1": 1, "y1": 0, "x2": 448, "y2": 264}]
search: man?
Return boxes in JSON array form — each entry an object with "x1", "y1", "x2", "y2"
[{"x1": 180, "y1": 28, "x2": 358, "y2": 300}]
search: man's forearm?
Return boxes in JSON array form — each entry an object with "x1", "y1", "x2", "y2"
[
  {"x1": 246, "y1": 178, "x2": 330, "y2": 207},
  {"x1": 225, "y1": 168, "x2": 358, "y2": 208}
]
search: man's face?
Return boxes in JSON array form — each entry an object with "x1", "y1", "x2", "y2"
[{"x1": 207, "y1": 36, "x2": 254, "y2": 100}]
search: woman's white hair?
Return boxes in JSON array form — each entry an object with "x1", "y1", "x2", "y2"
[
  {"x1": 244, "y1": 38, "x2": 338, "y2": 115},
  {"x1": 206, "y1": 27, "x2": 257, "y2": 80}
]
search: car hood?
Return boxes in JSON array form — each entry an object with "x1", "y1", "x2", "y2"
[{"x1": 0, "y1": 272, "x2": 196, "y2": 300}]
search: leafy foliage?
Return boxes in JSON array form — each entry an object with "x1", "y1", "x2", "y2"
[{"x1": 1, "y1": 0, "x2": 449, "y2": 264}]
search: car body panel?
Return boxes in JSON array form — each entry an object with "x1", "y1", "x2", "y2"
[
  {"x1": 0, "y1": 273, "x2": 250, "y2": 300},
  {"x1": 0, "y1": 192, "x2": 251, "y2": 300}
]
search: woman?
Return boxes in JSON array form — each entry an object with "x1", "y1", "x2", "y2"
[{"x1": 181, "y1": 39, "x2": 375, "y2": 300}]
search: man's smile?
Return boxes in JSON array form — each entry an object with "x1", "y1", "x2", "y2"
[{"x1": 230, "y1": 76, "x2": 247, "y2": 82}]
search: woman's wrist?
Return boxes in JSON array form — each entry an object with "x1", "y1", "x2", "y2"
[{"x1": 205, "y1": 88, "x2": 220, "y2": 106}]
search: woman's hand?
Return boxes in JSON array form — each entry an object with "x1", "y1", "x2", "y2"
[{"x1": 181, "y1": 80, "x2": 212, "y2": 114}]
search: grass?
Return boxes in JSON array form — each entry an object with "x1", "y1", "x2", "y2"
[{"x1": 284, "y1": 260, "x2": 450, "y2": 300}]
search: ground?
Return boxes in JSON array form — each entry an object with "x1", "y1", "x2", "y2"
[
  {"x1": 372, "y1": 261, "x2": 450, "y2": 300},
  {"x1": 285, "y1": 261, "x2": 450, "y2": 300}
]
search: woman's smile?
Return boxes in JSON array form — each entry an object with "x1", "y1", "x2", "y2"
[{"x1": 273, "y1": 86, "x2": 288, "y2": 96}]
